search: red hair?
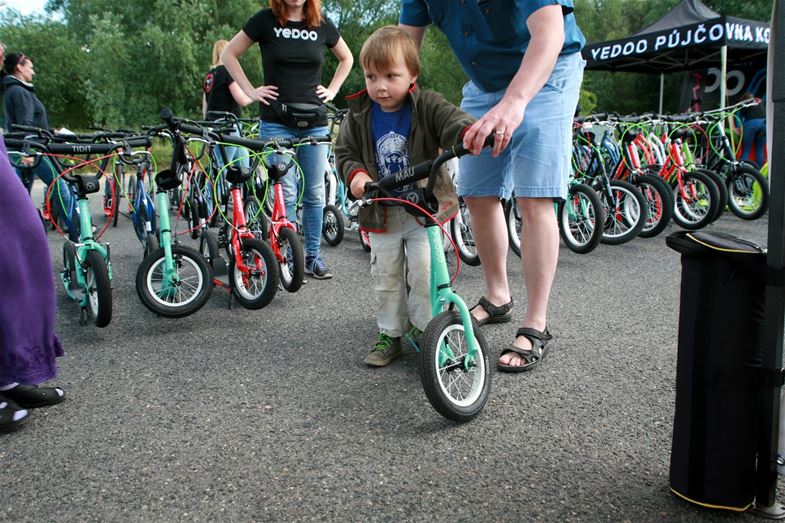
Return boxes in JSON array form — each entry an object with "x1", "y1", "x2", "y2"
[{"x1": 269, "y1": 0, "x2": 323, "y2": 29}]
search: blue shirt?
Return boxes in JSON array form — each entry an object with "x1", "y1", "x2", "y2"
[
  {"x1": 400, "y1": 0, "x2": 586, "y2": 93},
  {"x1": 372, "y1": 100, "x2": 413, "y2": 197}
]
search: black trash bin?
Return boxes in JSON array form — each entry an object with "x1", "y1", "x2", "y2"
[{"x1": 666, "y1": 230, "x2": 768, "y2": 511}]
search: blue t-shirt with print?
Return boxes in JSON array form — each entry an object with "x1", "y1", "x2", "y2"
[
  {"x1": 372, "y1": 100, "x2": 413, "y2": 198},
  {"x1": 400, "y1": 0, "x2": 586, "y2": 93}
]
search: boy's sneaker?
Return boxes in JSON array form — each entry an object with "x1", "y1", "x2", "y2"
[
  {"x1": 364, "y1": 333, "x2": 401, "y2": 367},
  {"x1": 305, "y1": 255, "x2": 333, "y2": 279},
  {"x1": 405, "y1": 326, "x2": 423, "y2": 352}
]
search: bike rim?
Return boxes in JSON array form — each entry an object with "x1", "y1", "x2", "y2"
[
  {"x1": 233, "y1": 248, "x2": 269, "y2": 299},
  {"x1": 146, "y1": 254, "x2": 205, "y2": 307},
  {"x1": 434, "y1": 324, "x2": 485, "y2": 407}
]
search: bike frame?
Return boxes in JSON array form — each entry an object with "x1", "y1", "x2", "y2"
[{"x1": 62, "y1": 195, "x2": 111, "y2": 307}]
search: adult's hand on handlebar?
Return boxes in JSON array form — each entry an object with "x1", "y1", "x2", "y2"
[
  {"x1": 463, "y1": 97, "x2": 525, "y2": 157},
  {"x1": 249, "y1": 85, "x2": 279, "y2": 105},
  {"x1": 350, "y1": 171, "x2": 372, "y2": 199}
]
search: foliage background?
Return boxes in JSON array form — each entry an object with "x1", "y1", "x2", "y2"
[{"x1": 0, "y1": 0, "x2": 772, "y2": 128}]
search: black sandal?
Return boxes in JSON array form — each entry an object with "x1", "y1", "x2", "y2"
[
  {"x1": 2, "y1": 384, "x2": 65, "y2": 408},
  {"x1": 0, "y1": 397, "x2": 30, "y2": 432},
  {"x1": 470, "y1": 296, "x2": 514, "y2": 326},
  {"x1": 497, "y1": 327, "x2": 552, "y2": 373}
]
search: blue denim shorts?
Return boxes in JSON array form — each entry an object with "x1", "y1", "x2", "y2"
[{"x1": 457, "y1": 52, "x2": 585, "y2": 200}]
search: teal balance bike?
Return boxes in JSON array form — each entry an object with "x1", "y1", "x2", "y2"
[{"x1": 363, "y1": 144, "x2": 491, "y2": 422}]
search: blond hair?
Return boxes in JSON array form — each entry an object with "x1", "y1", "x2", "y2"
[
  {"x1": 212, "y1": 39, "x2": 230, "y2": 67},
  {"x1": 360, "y1": 26, "x2": 420, "y2": 76}
]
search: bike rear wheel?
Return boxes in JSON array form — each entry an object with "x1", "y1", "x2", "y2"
[
  {"x1": 635, "y1": 174, "x2": 674, "y2": 239},
  {"x1": 451, "y1": 197, "x2": 481, "y2": 265},
  {"x1": 558, "y1": 183, "x2": 604, "y2": 254},
  {"x1": 136, "y1": 245, "x2": 213, "y2": 318},
  {"x1": 244, "y1": 196, "x2": 269, "y2": 241},
  {"x1": 229, "y1": 237, "x2": 279, "y2": 309},
  {"x1": 727, "y1": 163, "x2": 768, "y2": 220},
  {"x1": 277, "y1": 227, "x2": 304, "y2": 293},
  {"x1": 600, "y1": 179, "x2": 646, "y2": 245},
  {"x1": 420, "y1": 310, "x2": 491, "y2": 422},
  {"x1": 83, "y1": 249, "x2": 112, "y2": 327},
  {"x1": 672, "y1": 170, "x2": 719, "y2": 230}
]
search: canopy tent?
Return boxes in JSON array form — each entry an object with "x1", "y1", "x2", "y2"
[{"x1": 582, "y1": 0, "x2": 770, "y2": 111}]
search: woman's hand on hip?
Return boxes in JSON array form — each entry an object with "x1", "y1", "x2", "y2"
[
  {"x1": 249, "y1": 85, "x2": 278, "y2": 105},
  {"x1": 316, "y1": 85, "x2": 335, "y2": 103},
  {"x1": 463, "y1": 98, "x2": 525, "y2": 157}
]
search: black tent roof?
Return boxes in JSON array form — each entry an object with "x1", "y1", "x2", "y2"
[{"x1": 582, "y1": 0, "x2": 770, "y2": 73}]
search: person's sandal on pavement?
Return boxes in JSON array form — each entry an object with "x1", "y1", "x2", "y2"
[{"x1": 364, "y1": 332, "x2": 401, "y2": 367}]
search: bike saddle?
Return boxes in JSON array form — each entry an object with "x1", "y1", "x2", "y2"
[
  {"x1": 262, "y1": 155, "x2": 294, "y2": 182},
  {"x1": 224, "y1": 164, "x2": 254, "y2": 184},
  {"x1": 155, "y1": 169, "x2": 182, "y2": 191}
]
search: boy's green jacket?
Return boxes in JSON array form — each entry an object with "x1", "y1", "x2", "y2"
[{"x1": 335, "y1": 85, "x2": 475, "y2": 232}]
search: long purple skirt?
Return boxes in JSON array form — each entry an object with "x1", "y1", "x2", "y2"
[{"x1": 0, "y1": 138, "x2": 63, "y2": 386}]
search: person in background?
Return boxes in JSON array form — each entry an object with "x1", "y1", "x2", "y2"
[
  {"x1": 400, "y1": 1, "x2": 586, "y2": 372},
  {"x1": 0, "y1": 134, "x2": 65, "y2": 433},
  {"x1": 739, "y1": 92, "x2": 766, "y2": 166},
  {"x1": 221, "y1": 0, "x2": 353, "y2": 280},
  {"x1": 202, "y1": 39, "x2": 254, "y2": 170},
  {"x1": 2, "y1": 52, "x2": 73, "y2": 222}
]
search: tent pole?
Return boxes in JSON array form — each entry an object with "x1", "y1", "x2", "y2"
[
  {"x1": 720, "y1": 45, "x2": 728, "y2": 108},
  {"x1": 752, "y1": 0, "x2": 785, "y2": 518},
  {"x1": 659, "y1": 73, "x2": 664, "y2": 114}
]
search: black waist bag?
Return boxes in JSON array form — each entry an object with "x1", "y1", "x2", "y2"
[
  {"x1": 666, "y1": 230, "x2": 768, "y2": 512},
  {"x1": 271, "y1": 101, "x2": 327, "y2": 129}
]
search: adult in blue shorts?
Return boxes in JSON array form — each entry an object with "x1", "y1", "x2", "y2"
[{"x1": 400, "y1": 1, "x2": 585, "y2": 372}]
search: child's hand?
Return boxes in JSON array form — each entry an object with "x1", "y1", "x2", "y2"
[{"x1": 350, "y1": 172, "x2": 372, "y2": 199}]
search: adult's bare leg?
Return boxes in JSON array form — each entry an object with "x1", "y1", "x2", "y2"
[
  {"x1": 465, "y1": 196, "x2": 511, "y2": 323},
  {"x1": 499, "y1": 196, "x2": 559, "y2": 366}
]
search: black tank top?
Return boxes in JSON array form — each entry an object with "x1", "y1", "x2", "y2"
[{"x1": 203, "y1": 65, "x2": 241, "y2": 118}]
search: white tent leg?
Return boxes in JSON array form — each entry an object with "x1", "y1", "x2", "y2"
[
  {"x1": 720, "y1": 45, "x2": 728, "y2": 108},
  {"x1": 659, "y1": 73, "x2": 664, "y2": 114}
]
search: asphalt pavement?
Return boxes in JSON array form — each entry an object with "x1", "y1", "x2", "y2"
[{"x1": 2, "y1": 191, "x2": 779, "y2": 522}]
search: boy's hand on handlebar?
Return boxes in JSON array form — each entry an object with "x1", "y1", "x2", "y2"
[
  {"x1": 20, "y1": 156, "x2": 35, "y2": 166},
  {"x1": 350, "y1": 171, "x2": 373, "y2": 199}
]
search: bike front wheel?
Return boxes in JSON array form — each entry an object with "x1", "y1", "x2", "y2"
[
  {"x1": 672, "y1": 170, "x2": 719, "y2": 230},
  {"x1": 322, "y1": 204, "x2": 345, "y2": 246},
  {"x1": 277, "y1": 227, "x2": 304, "y2": 293},
  {"x1": 600, "y1": 179, "x2": 646, "y2": 245},
  {"x1": 420, "y1": 311, "x2": 491, "y2": 422},
  {"x1": 136, "y1": 245, "x2": 213, "y2": 318},
  {"x1": 229, "y1": 237, "x2": 279, "y2": 309},
  {"x1": 727, "y1": 163, "x2": 768, "y2": 220},
  {"x1": 83, "y1": 249, "x2": 112, "y2": 327}
]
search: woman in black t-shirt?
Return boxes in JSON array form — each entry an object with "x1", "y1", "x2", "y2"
[
  {"x1": 202, "y1": 39, "x2": 253, "y2": 169},
  {"x1": 222, "y1": 0, "x2": 353, "y2": 280}
]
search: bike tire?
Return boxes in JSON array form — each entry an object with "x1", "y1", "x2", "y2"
[
  {"x1": 359, "y1": 229, "x2": 371, "y2": 252},
  {"x1": 62, "y1": 241, "x2": 77, "y2": 291},
  {"x1": 672, "y1": 170, "x2": 720, "y2": 230},
  {"x1": 145, "y1": 233, "x2": 159, "y2": 258},
  {"x1": 244, "y1": 195, "x2": 269, "y2": 241},
  {"x1": 228, "y1": 237, "x2": 279, "y2": 309},
  {"x1": 136, "y1": 245, "x2": 213, "y2": 318},
  {"x1": 420, "y1": 310, "x2": 491, "y2": 422},
  {"x1": 450, "y1": 198, "x2": 481, "y2": 266},
  {"x1": 694, "y1": 168, "x2": 728, "y2": 222},
  {"x1": 322, "y1": 204, "x2": 345, "y2": 246},
  {"x1": 635, "y1": 174, "x2": 674, "y2": 239},
  {"x1": 600, "y1": 180, "x2": 646, "y2": 245},
  {"x1": 558, "y1": 182, "x2": 604, "y2": 254},
  {"x1": 277, "y1": 227, "x2": 305, "y2": 293},
  {"x1": 727, "y1": 163, "x2": 768, "y2": 220},
  {"x1": 127, "y1": 175, "x2": 137, "y2": 212},
  {"x1": 83, "y1": 249, "x2": 112, "y2": 328},
  {"x1": 187, "y1": 190, "x2": 200, "y2": 239},
  {"x1": 199, "y1": 229, "x2": 220, "y2": 269},
  {"x1": 504, "y1": 198, "x2": 521, "y2": 258}
]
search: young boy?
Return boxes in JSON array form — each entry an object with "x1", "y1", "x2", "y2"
[{"x1": 335, "y1": 26, "x2": 475, "y2": 367}]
